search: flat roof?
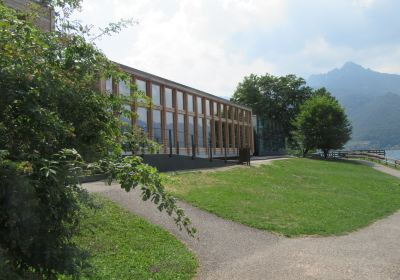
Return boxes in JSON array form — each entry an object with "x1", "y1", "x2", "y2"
[{"x1": 115, "y1": 62, "x2": 252, "y2": 111}]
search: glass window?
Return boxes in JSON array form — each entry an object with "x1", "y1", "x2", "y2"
[
  {"x1": 136, "y1": 79, "x2": 146, "y2": 93},
  {"x1": 136, "y1": 79, "x2": 147, "y2": 104},
  {"x1": 221, "y1": 104, "x2": 225, "y2": 118},
  {"x1": 214, "y1": 120, "x2": 220, "y2": 148},
  {"x1": 197, "y1": 117, "x2": 204, "y2": 147},
  {"x1": 166, "y1": 112, "x2": 175, "y2": 147},
  {"x1": 222, "y1": 122, "x2": 226, "y2": 148},
  {"x1": 213, "y1": 102, "x2": 218, "y2": 117},
  {"x1": 152, "y1": 84, "x2": 161, "y2": 106},
  {"x1": 228, "y1": 123, "x2": 233, "y2": 148},
  {"x1": 106, "y1": 78, "x2": 112, "y2": 94},
  {"x1": 177, "y1": 114, "x2": 185, "y2": 147},
  {"x1": 188, "y1": 116, "x2": 195, "y2": 140},
  {"x1": 165, "y1": 88, "x2": 173, "y2": 108},
  {"x1": 120, "y1": 104, "x2": 131, "y2": 132},
  {"x1": 197, "y1": 97, "x2": 203, "y2": 114},
  {"x1": 152, "y1": 110, "x2": 162, "y2": 143},
  {"x1": 206, "y1": 119, "x2": 211, "y2": 146},
  {"x1": 187, "y1": 94, "x2": 194, "y2": 112},
  {"x1": 177, "y1": 91, "x2": 184, "y2": 110},
  {"x1": 206, "y1": 100, "x2": 210, "y2": 116},
  {"x1": 137, "y1": 107, "x2": 148, "y2": 132},
  {"x1": 119, "y1": 80, "x2": 130, "y2": 97}
]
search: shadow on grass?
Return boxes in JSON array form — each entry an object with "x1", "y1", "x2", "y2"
[{"x1": 305, "y1": 157, "x2": 366, "y2": 167}]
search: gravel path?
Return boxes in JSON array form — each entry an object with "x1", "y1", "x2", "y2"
[{"x1": 84, "y1": 159, "x2": 400, "y2": 280}]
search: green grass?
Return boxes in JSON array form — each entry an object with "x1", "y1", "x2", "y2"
[
  {"x1": 165, "y1": 158, "x2": 400, "y2": 237},
  {"x1": 71, "y1": 195, "x2": 198, "y2": 280}
]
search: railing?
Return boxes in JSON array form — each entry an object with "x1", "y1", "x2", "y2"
[{"x1": 321, "y1": 149, "x2": 399, "y2": 168}]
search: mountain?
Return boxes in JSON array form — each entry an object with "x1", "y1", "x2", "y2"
[{"x1": 308, "y1": 62, "x2": 400, "y2": 150}]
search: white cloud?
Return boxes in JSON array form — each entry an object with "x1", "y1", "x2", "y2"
[
  {"x1": 73, "y1": 0, "x2": 285, "y2": 96},
  {"x1": 72, "y1": 0, "x2": 400, "y2": 93},
  {"x1": 352, "y1": 0, "x2": 377, "y2": 8}
]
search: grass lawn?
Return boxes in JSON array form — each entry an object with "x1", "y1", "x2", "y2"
[
  {"x1": 70, "y1": 195, "x2": 198, "y2": 280},
  {"x1": 165, "y1": 158, "x2": 400, "y2": 237}
]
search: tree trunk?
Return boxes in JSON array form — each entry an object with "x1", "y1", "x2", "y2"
[
  {"x1": 302, "y1": 148, "x2": 309, "y2": 157},
  {"x1": 323, "y1": 149, "x2": 329, "y2": 159}
]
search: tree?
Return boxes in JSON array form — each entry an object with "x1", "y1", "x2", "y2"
[
  {"x1": 294, "y1": 94, "x2": 352, "y2": 158},
  {"x1": 0, "y1": 2, "x2": 193, "y2": 279},
  {"x1": 231, "y1": 73, "x2": 314, "y2": 146}
]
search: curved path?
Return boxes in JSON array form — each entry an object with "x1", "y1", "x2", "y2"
[{"x1": 84, "y1": 159, "x2": 400, "y2": 280}]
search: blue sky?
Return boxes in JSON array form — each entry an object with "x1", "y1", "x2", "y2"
[{"x1": 73, "y1": 0, "x2": 400, "y2": 97}]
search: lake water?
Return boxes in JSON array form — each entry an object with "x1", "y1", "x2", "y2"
[{"x1": 386, "y1": 150, "x2": 400, "y2": 160}]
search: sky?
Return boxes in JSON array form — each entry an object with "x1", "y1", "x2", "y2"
[{"x1": 72, "y1": 0, "x2": 400, "y2": 98}]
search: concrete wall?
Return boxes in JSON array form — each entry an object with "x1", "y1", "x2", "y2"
[{"x1": 4, "y1": 0, "x2": 55, "y2": 31}]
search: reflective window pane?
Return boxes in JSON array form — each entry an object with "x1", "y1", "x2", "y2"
[
  {"x1": 178, "y1": 114, "x2": 185, "y2": 147},
  {"x1": 206, "y1": 119, "x2": 211, "y2": 146},
  {"x1": 188, "y1": 116, "x2": 195, "y2": 140},
  {"x1": 214, "y1": 120, "x2": 220, "y2": 148},
  {"x1": 165, "y1": 88, "x2": 173, "y2": 108},
  {"x1": 187, "y1": 94, "x2": 194, "y2": 112},
  {"x1": 213, "y1": 102, "x2": 218, "y2": 117},
  {"x1": 119, "y1": 80, "x2": 130, "y2": 97},
  {"x1": 206, "y1": 100, "x2": 210, "y2": 116},
  {"x1": 152, "y1": 84, "x2": 161, "y2": 106},
  {"x1": 177, "y1": 91, "x2": 184, "y2": 110},
  {"x1": 197, "y1": 97, "x2": 203, "y2": 114},
  {"x1": 136, "y1": 79, "x2": 147, "y2": 104},
  {"x1": 137, "y1": 107, "x2": 148, "y2": 132},
  {"x1": 197, "y1": 117, "x2": 204, "y2": 147},
  {"x1": 106, "y1": 78, "x2": 112, "y2": 94},
  {"x1": 152, "y1": 110, "x2": 162, "y2": 143},
  {"x1": 166, "y1": 112, "x2": 175, "y2": 147}
]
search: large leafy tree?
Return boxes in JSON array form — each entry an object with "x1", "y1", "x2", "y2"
[
  {"x1": 294, "y1": 94, "x2": 352, "y2": 158},
  {"x1": 231, "y1": 73, "x2": 314, "y2": 144},
  {"x1": 0, "y1": 2, "x2": 193, "y2": 279}
]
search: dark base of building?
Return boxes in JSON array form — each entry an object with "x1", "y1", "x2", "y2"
[{"x1": 142, "y1": 154, "x2": 235, "y2": 172}]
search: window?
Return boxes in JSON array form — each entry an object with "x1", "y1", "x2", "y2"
[
  {"x1": 177, "y1": 91, "x2": 184, "y2": 110},
  {"x1": 228, "y1": 123, "x2": 233, "y2": 148},
  {"x1": 177, "y1": 114, "x2": 185, "y2": 147},
  {"x1": 222, "y1": 122, "x2": 226, "y2": 148},
  {"x1": 214, "y1": 120, "x2": 220, "y2": 148},
  {"x1": 152, "y1": 84, "x2": 161, "y2": 106},
  {"x1": 206, "y1": 119, "x2": 211, "y2": 146},
  {"x1": 206, "y1": 100, "x2": 210, "y2": 116},
  {"x1": 188, "y1": 116, "x2": 195, "y2": 147},
  {"x1": 166, "y1": 112, "x2": 175, "y2": 147},
  {"x1": 213, "y1": 102, "x2": 218, "y2": 117},
  {"x1": 153, "y1": 110, "x2": 162, "y2": 143},
  {"x1": 106, "y1": 78, "x2": 112, "y2": 94},
  {"x1": 221, "y1": 104, "x2": 225, "y2": 118},
  {"x1": 197, "y1": 117, "x2": 204, "y2": 147},
  {"x1": 137, "y1": 107, "x2": 148, "y2": 132},
  {"x1": 136, "y1": 79, "x2": 147, "y2": 104},
  {"x1": 197, "y1": 97, "x2": 203, "y2": 114},
  {"x1": 119, "y1": 80, "x2": 130, "y2": 97},
  {"x1": 165, "y1": 88, "x2": 173, "y2": 108},
  {"x1": 187, "y1": 94, "x2": 194, "y2": 112}
]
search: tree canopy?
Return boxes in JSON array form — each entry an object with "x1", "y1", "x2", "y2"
[
  {"x1": 231, "y1": 73, "x2": 314, "y2": 144},
  {"x1": 294, "y1": 94, "x2": 352, "y2": 158}
]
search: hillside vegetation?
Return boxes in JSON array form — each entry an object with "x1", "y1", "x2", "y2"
[{"x1": 308, "y1": 62, "x2": 400, "y2": 149}]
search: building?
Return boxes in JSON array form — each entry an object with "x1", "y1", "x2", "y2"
[
  {"x1": 101, "y1": 63, "x2": 254, "y2": 159},
  {"x1": 3, "y1": 0, "x2": 55, "y2": 32},
  {"x1": 4, "y1": 0, "x2": 254, "y2": 162}
]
